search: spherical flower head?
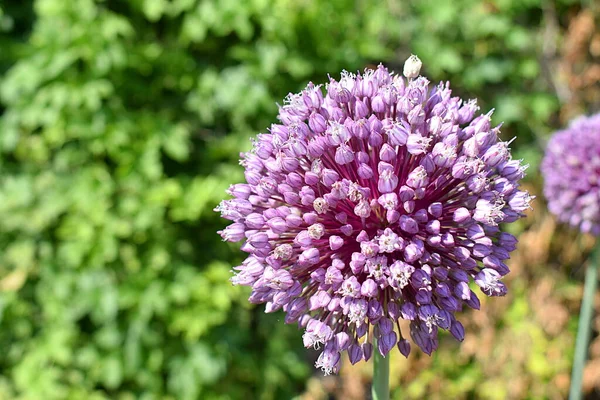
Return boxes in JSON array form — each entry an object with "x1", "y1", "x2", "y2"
[
  {"x1": 542, "y1": 113, "x2": 600, "y2": 236},
  {"x1": 216, "y1": 55, "x2": 531, "y2": 374}
]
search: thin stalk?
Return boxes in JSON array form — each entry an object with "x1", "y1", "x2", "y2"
[
  {"x1": 570, "y1": 244, "x2": 600, "y2": 400},
  {"x1": 372, "y1": 339, "x2": 390, "y2": 400}
]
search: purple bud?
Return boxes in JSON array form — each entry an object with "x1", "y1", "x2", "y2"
[
  {"x1": 378, "y1": 162, "x2": 399, "y2": 193},
  {"x1": 426, "y1": 220, "x2": 441, "y2": 234},
  {"x1": 379, "y1": 143, "x2": 397, "y2": 162},
  {"x1": 428, "y1": 202, "x2": 443, "y2": 218},
  {"x1": 401, "y1": 302, "x2": 417, "y2": 320},
  {"x1": 465, "y1": 291, "x2": 481, "y2": 310},
  {"x1": 285, "y1": 213, "x2": 302, "y2": 227},
  {"x1": 434, "y1": 282, "x2": 451, "y2": 297},
  {"x1": 348, "y1": 344, "x2": 363, "y2": 365},
  {"x1": 385, "y1": 121, "x2": 409, "y2": 146},
  {"x1": 309, "y1": 112, "x2": 327, "y2": 134},
  {"x1": 335, "y1": 144, "x2": 354, "y2": 165},
  {"x1": 472, "y1": 243, "x2": 492, "y2": 258},
  {"x1": 387, "y1": 210, "x2": 400, "y2": 223},
  {"x1": 336, "y1": 332, "x2": 351, "y2": 351},
  {"x1": 398, "y1": 186, "x2": 415, "y2": 202},
  {"x1": 433, "y1": 266, "x2": 449, "y2": 281},
  {"x1": 482, "y1": 142, "x2": 510, "y2": 167},
  {"x1": 368, "y1": 132, "x2": 384, "y2": 147},
  {"x1": 454, "y1": 281, "x2": 471, "y2": 300},
  {"x1": 309, "y1": 290, "x2": 331, "y2": 310},
  {"x1": 387, "y1": 302, "x2": 400, "y2": 320},
  {"x1": 406, "y1": 166, "x2": 428, "y2": 188},
  {"x1": 299, "y1": 248, "x2": 320, "y2": 266},
  {"x1": 219, "y1": 222, "x2": 246, "y2": 242},
  {"x1": 356, "y1": 322, "x2": 368, "y2": 338},
  {"x1": 267, "y1": 217, "x2": 287, "y2": 234},
  {"x1": 361, "y1": 279, "x2": 378, "y2": 297},
  {"x1": 499, "y1": 232, "x2": 518, "y2": 251},
  {"x1": 404, "y1": 241, "x2": 424, "y2": 263},
  {"x1": 328, "y1": 296, "x2": 341, "y2": 312},
  {"x1": 329, "y1": 235, "x2": 344, "y2": 250},
  {"x1": 508, "y1": 191, "x2": 533, "y2": 212},
  {"x1": 452, "y1": 208, "x2": 470, "y2": 224},
  {"x1": 248, "y1": 232, "x2": 269, "y2": 248},
  {"x1": 367, "y1": 300, "x2": 383, "y2": 323},
  {"x1": 378, "y1": 331, "x2": 397, "y2": 356},
  {"x1": 378, "y1": 318, "x2": 394, "y2": 335},
  {"x1": 362, "y1": 342, "x2": 373, "y2": 361},
  {"x1": 354, "y1": 99, "x2": 369, "y2": 119},
  {"x1": 398, "y1": 339, "x2": 411, "y2": 358},
  {"x1": 454, "y1": 246, "x2": 470, "y2": 261},
  {"x1": 358, "y1": 163, "x2": 374, "y2": 179},
  {"x1": 372, "y1": 95, "x2": 386, "y2": 113},
  {"x1": 356, "y1": 230, "x2": 370, "y2": 242},
  {"x1": 450, "y1": 320, "x2": 465, "y2": 341},
  {"x1": 227, "y1": 183, "x2": 252, "y2": 199},
  {"x1": 413, "y1": 208, "x2": 428, "y2": 223},
  {"x1": 399, "y1": 215, "x2": 419, "y2": 234},
  {"x1": 340, "y1": 224, "x2": 353, "y2": 236}
]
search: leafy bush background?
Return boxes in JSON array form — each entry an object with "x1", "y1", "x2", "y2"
[{"x1": 0, "y1": 0, "x2": 598, "y2": 399}]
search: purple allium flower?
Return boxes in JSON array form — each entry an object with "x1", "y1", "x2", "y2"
[
  {"x1": 542, "y1": 113, "x2": 600, "y2": 235},
  {"x1": 216, "y1": 55, "x2": 531, "y2": 374}
]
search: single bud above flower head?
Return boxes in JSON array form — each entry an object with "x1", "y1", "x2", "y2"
[
  {"x1": 403, "y1": 54, "x2": 422, "y2": 79},
  {"x1": 542, "y1": 113, "x2": 600, "y2": 235},
  {"x1": 216, "y1": 58, "x2": 531, "y2": 375}
]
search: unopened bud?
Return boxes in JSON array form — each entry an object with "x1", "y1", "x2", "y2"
[{"x1": 403, "y1": 55, "x2": 422, "y2": 79}]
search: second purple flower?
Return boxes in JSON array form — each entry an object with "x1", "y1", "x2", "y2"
[
  {"x1": 216, "y1": 56, "x2": 532, "y2": 374},
  {"x1": 542, "y1": 113, "x2": 600, "y2": 236}
]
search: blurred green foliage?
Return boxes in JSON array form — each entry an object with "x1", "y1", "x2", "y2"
[{"x1": 0, "y1": 0, "x2": 585, "y2": 399}]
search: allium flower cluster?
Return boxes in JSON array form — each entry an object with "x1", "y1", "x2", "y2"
[
  {"x1": 542, "y1": 113, "x2": 600, "y2": 235},
  {"x1": 216, "y1": 56, "x2": 531, "y2": 374}
]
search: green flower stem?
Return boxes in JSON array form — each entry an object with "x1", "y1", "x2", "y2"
[
  {"x1": 372, "y1": 339, "x2": 390, "y2": 400},
  {"x1": 570, "y1": 244, "x2": 600, "y2": 400}
]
